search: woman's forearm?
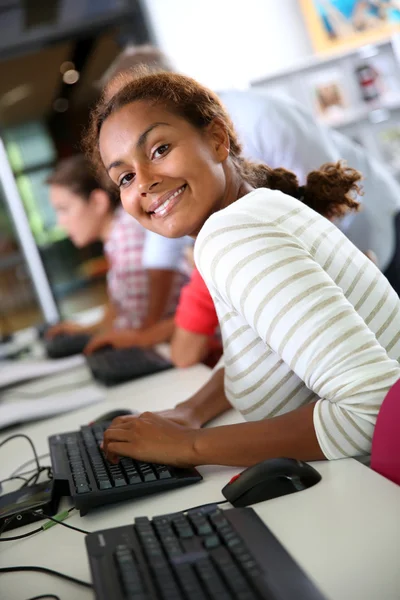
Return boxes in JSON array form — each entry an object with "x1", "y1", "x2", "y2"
[
  {"x1": 191, "y1": 401, "x2": 324, "y2": 466},
  {"x1": 177, "y1": 367, "x2": 231, "y2": 427}
]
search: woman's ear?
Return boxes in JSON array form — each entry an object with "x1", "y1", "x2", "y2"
[
  {"x1": 207, "y1": 117, "x2": 230, "y2": 162},
  {"x1": 89, "y1": 188, "x2": 112, "y2": 216}
]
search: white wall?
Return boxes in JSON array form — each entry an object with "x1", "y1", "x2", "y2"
[{"x1": 142, "y1": 0, "x2": 314, "y2": 89}]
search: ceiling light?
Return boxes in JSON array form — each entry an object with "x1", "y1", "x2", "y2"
[
  {"x1": 63, "y1": 69, "x2": 80, "y2": 85},
  {"x1": 0, "y1": 84, "x2": 33, "y2": 107},
  {"x1": 53, "y1": 98, "x2": 69, "y2": 112},
  {"x1": 60, "y1": 61, "x2": 75, "y2": 74}
]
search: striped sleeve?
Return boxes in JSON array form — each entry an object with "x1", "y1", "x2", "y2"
[{"x1": 195, "y1": 209, "x2": 400, "y2": 459}]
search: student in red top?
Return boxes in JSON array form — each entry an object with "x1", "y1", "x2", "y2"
[{"x1": 173, "y1": 266, "x2": 221, "y2": 367}]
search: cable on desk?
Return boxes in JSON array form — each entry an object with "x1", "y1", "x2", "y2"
[
  {"x1": 0, "y1": 434, "x2": 40, "y2": 479},
  {"x1": 183, "y1": 500, "x2": 229, "y2": 513},
  {"x1": 0, "y1": 475, "x2": 29, "y2": 486},
  {"x1": 0, "y1": 566, "x2": 92, "y2": 589},
  {"x1": 39, "y1": 512, "x2": 89, "y2": 535},
  {"x1": 0, "y1": 508, "x2": 88, "y2": 541},
  {"x1": 0, "y1": 512, "x2": 42, "y2": 541},
  {"x1": 11, "y1": 453, "x2": 50, "y2": 477},
  {"x1": 26, "y1": 595, "x2": 60, "y2": 600}
]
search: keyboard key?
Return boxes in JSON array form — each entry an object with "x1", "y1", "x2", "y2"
[
  {"x1": 115, "y1": 545, "x2": 150, "y2": 600},
  {"x1": 203, "y1": 534, "x2": 220, "y2": 549},
  {"x1": 75, "y1": 483, "x2": 91, "y2": 494},
  {"x1": 174, "y1": 563, "x2": 207, "y2": 600},
  {"x1": 98, "y1": 478, "x2": 113, "y2": 490},
  {"x1": 212, "y1": 548, "x2": 257, "y2": 599},
  {"x1": 154, "y1": 465, "x2": 173, "y2": 479},
  {"x1": 195, "y1": 558, "x2": 231, "y2": 600}
]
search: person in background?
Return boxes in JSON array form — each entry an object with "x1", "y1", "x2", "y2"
[
  {"x1": 87, "y1": 69, "x2": 400, "y2": 468},
  {"x1": 46, "y1": 154, "x2": 188, "y2": 342}
]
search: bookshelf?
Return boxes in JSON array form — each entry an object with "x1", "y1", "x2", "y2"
[{"x1": 251, "y1": 35, "x2": 400, "y2": 178}]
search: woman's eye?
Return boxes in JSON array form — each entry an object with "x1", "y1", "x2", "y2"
[
  {"x1": 153, "y1": 144, "x2": 169, "y2": 159},
  {"x1": 119, "y1": 173, "x2": 135, "y2": 187}
]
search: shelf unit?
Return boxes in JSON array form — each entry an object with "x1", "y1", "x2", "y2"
[{"x1": 251, "y1": 35, "x2": 400, "y2": 177}]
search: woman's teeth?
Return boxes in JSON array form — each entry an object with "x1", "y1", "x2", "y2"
[{"x1": 153, "y1": 185, "x2": 186, "y2": 215}]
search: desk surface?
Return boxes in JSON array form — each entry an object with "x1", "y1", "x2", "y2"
[{"x1": 1, "y1": 356, "x2": 399, "y2": 600}]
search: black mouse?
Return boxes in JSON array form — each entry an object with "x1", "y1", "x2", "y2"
[
  {"x1": 221, "y1": 457, "x2": 321, "y2": 507},
  {"x1": 90, "y1": 408, "x2": 136, "y2": 425}
]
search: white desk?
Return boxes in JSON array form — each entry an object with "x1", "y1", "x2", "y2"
[{"x1": 1, "y1": 360, "x2": 399, "y2": 600}]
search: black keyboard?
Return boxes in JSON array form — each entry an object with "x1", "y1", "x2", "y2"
[
  {"x1": 86, "y1": 346, "x2": 173, "y2": 386},
  {"x1": 49, "y1": 422, "x2": 202, "y2": 515},
  {"x1": 45, "y1": 333, "x2": 91, "y2": 358},
  {"x1": 86, "y1": 506, "x2": 326, "y2": 600}
]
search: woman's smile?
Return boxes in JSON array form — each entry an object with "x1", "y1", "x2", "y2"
[{"x1": 148, "y1": 184, "x2": 187, "y2": 219}]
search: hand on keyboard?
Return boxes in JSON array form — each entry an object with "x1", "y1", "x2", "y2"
[
  {"x1": 109, "y1": 403, "x2": 203, "y2": 430},
  {"x1": 45, "y1": 320, "x2": 88, "y2": 339},
  {"x1": 102, "y1": 411, "x2": 198, "y2": 468},
  {"x1": 84, "y1": 329, "x2": 143, "y2": 354}
]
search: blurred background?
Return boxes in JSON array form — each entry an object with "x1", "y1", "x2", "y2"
[{"x1": 1, "y1": 0, "x2": 400, "y2": 335}]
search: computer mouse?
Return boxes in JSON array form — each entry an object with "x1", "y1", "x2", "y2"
[
  {"x1": 90, "y1": 408, "x2": 136, "y2": 424},
  {"x1": 221, "y1": 457, "x2": 321, "y2": 507}
]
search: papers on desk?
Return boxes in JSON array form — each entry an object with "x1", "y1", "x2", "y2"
[
  {"x1": 0, "y1": 384, "x2": 105, "y2": 429},
  {"x1": 0, "y1": 355, "x2": 86, "y2": 389}
]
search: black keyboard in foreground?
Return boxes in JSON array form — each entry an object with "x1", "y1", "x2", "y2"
[
  {"x1": 49, "y1": 422, "x2": 202, "y2": 515},
  {"x1": 86, "y1": 506, "x2": 326, "y2": 600},
  {"x1": 86, "y1": 346, "x2": 173, "y2": 386}
]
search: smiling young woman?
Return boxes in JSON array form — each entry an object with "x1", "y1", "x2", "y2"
[{"x1": 84, "y1": 70, "x2": 400, "y2": 468}]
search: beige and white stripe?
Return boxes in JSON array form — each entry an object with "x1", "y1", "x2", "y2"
[{"x1": 195, "y1": 188, "x2": 400, "y2": 459}]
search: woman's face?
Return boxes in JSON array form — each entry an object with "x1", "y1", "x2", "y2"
[
  {"x1": 99, "y1": 100, "x2": 231, "y2": 238},
  {"x1": 50, "y1": 185, "x2": 106, "y2": 247}
]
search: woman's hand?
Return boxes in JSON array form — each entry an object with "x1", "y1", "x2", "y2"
[
  {"x1": 154, "y1": 403, "x2": 204, "y2": 429},
  {"x1": 102, "y1": 412, "x2": 198, "y2": 467},
  {"x1": 84, "y1": 329, "x2": 146, "y2": 354}
]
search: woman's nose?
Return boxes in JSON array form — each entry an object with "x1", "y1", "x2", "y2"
[{"x1": 137, "y1": 165, "x2": 162, "y2": 195}]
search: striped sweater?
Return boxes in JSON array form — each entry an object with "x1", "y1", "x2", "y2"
[{"x1": 194, "y1": 188, "x2": 400, "y2": 459}]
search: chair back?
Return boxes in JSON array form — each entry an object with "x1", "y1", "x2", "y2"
[{"x1": 371, "y1": 379, "x2": 400, "y2": 486}]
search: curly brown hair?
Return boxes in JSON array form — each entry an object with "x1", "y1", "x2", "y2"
[{"x1": 84, "y1": 70, "x2": 362, "y2": 221}]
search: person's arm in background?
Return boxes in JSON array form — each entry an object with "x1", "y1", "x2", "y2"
[
  {"x1": 46, "y1": 301, "x2": 116, "y2": 338},
  {"x1": 141, "y1": 269, "x2": 179, "y2": 328},
  {"x1": 171, "y1": 268, "x2": 220, "y2": 367},
  {"x1": 84, "y1": 317, "x2": 176, "y2": 354},
  {"x1": 140, "y1": 232, "x2": 191, "y2": 327},
  {"x1": 108, "y1": 364, "x2": 231, "y2": 430}
]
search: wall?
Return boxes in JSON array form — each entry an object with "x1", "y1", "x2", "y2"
[{"x1": 142, "y1": 0, "x2": 314, "y2": 89}]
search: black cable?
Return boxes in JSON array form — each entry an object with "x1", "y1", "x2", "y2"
[
  {"x1": 39, "y1": 513, "x2": 89, "y2": 535},
  {"x1": 17, "y1": 466, "x2": 50, "y2": 478},
  {"x1": 0, "y1": 508, "x2": 77, "y2": 541},
  {"x1": 0, "y1": 467, "x2": 51, "y2": 491},
  {"x1": 11, "y1": 453, "x2": 50, "y2": 477},
  {"x1": 22, "y1": 467, "x2": 49, "y2": 488},
  {"x1": 184, "y1": 500, "x2": 229, "y2": 513},
  {"x1": 0, "y1": 434, "x2": 40, "y2": 478},
  {"x1": 27, "y1": 595, "x2": 60, "y2": 600},
  {"x1": 0, "y1": 566, "x2": 92, "y2": 589},
  {"x1": 0, "y1": 475, "x2": 29, "y2": 486},
  {"x1": 0, "y1": 525, "x2": 43, "y2": 541}
]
